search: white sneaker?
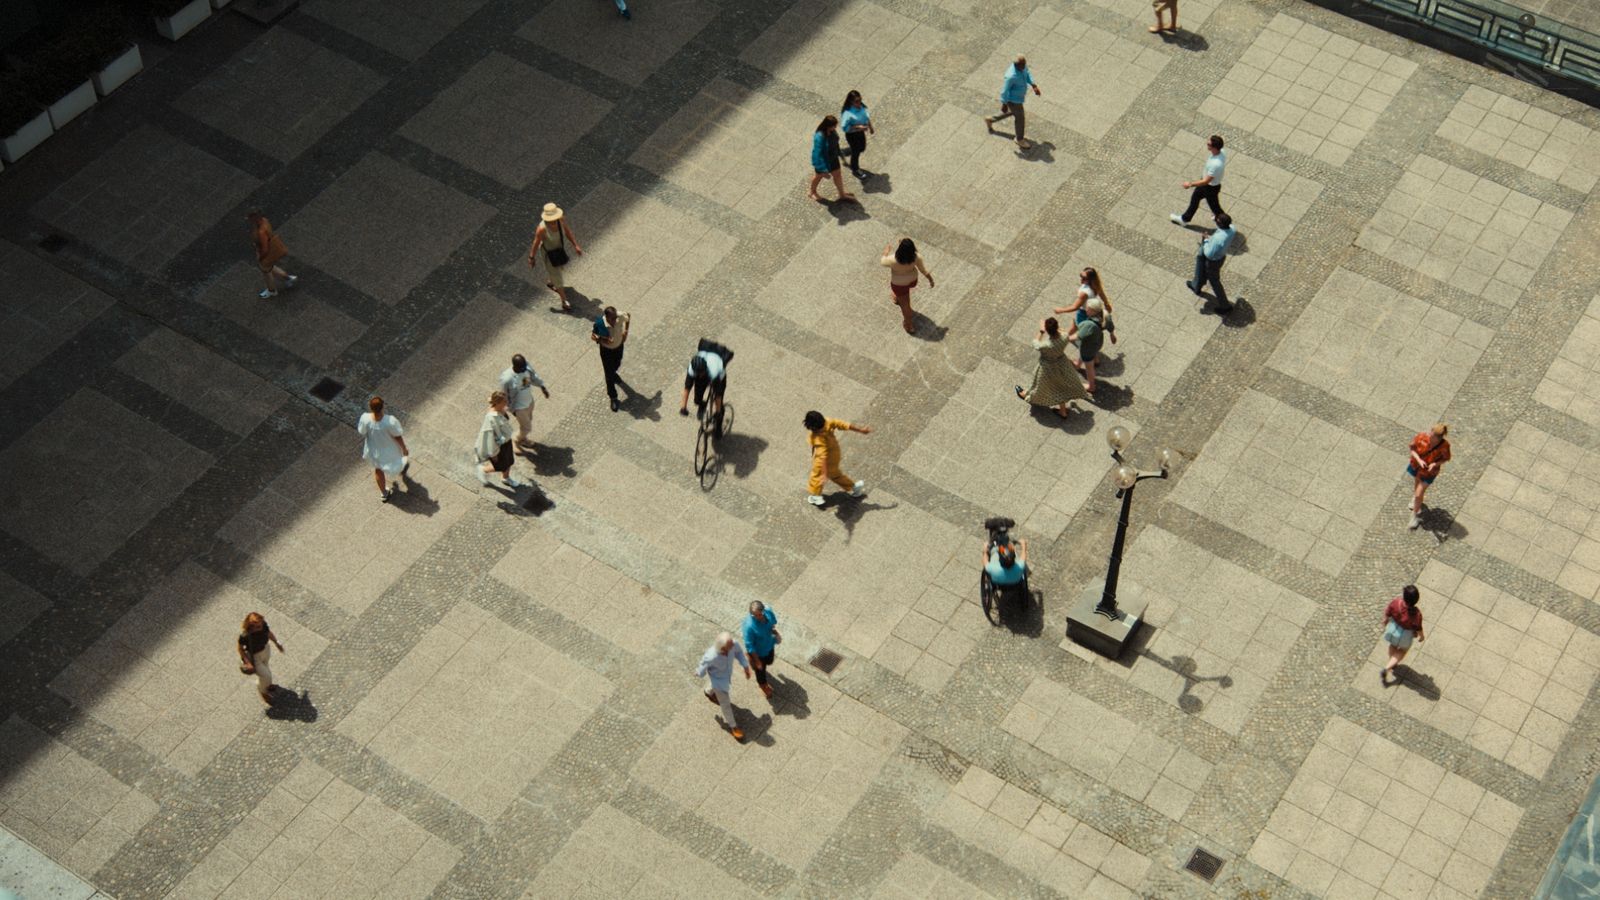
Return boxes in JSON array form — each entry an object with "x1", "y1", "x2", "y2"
[
  {"x1": 259, "y1": 288, "x2": 277, "y2": 299},
  {"x1": 1407, "y1": 513, "x2": 1420, "y2": 530},
  {"x1": 284, "y1": 275, "x2": 299, "y2": 289},
  {"x1": 1169, "y1": 213, "x2": 1185, "y2": 225},
  {"x1": 476, "y1": 468, "x2": 489, "y2": 485},
  {"x1": 504, "y1": 476, "x2": 523, "y2": 488},
  {"x1": 850, "y1": 480, "x2": 866, "y2": 498},
  {"x1": 807, "y1": 494, "x2": 825, "y2": 507}
]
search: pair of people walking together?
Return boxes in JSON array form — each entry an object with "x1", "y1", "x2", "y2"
[{"x1": 696, "y1": 602, "x2": 781, "y2": 742}]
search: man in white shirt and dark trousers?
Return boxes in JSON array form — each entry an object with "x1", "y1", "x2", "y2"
[
  {"x1": 1171, "y1": 134, "x2": 1227, "y2": 226},
  {"x1": 1187, "y1": 212, "x2": 1237, "y2": 314},
  {"x1": 499, "y1": 354, "x2": 549, "y2": 449}
]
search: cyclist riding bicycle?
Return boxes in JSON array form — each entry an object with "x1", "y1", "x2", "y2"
[
  {"x1": 679, "y1": 338, "x2": 734, "y2": 434},
  {"x1": 982, "y1": 516, "x2": 1028, "y2": 596}
]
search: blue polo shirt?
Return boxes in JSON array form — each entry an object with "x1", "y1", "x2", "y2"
[
  {"x1": 1000, "y1": 64, "x2": 1034, "y2": 104},
  {"x1": 1201, "y1": 226, "x2": 1236, "y2": 261}
]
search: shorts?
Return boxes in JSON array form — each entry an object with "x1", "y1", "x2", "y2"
[
  {"x1": 1383, "y1": 620, "x2": 1414, "y2": 649},
  {"x1": 1152, "y1": 0, "x2": 1176, "y2": 9},
  {"x1": 891, "y1": 279, "x2": 917, "y2": 299},
  {"x1": 1406, "y1": 464, "x2": 1436, "y2": 484}
]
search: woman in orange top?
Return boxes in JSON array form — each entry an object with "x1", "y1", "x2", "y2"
[
  {"x1": 1406, "y1": 423, "x2": 1450, "y2": 530},
  {"x1": 247, "y1": 212, "x2": 297, "y2": 299}
]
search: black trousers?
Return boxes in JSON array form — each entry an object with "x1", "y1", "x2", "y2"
[
  {"x1": 599, "y1": 344, "x2": 626, "y2": 401},
  {"x1": 845, "y1": 130, "x2": 867, "y2": 173},
  {"x1": 1192, "y1": 251, "x2": 1229, "y2": 308},
  {"x1": 1181, "y1": 183, "x2": 1224, "y2": 223},
  {"x1": 753, "y1": 651, "x2": 775, "y2": 686}
]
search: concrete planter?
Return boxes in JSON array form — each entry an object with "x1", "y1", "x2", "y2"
[
  {"x1": 1, "y1": 111, "x2": 53, "y2": 164},
  {"x1": 46, "y1": 80, "x2": 96, "y2": 130},
  {"x1": 155, "y1": 0, "x2": 212, "y2": 41},
  {"x1": 92, "y1": 44, "x2": 144, "y2": 97}
]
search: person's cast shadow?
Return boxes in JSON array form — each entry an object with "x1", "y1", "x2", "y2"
[
  {"x1": 387, "y1": 472, "x2": 441, "y2": 516},
  {"x1": 264, "y1": 689, "x2": 319, "y2": 722}
]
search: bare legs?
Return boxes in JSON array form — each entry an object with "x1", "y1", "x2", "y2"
[
  {"x1": 259, "y1": 265, "x2": 295, "y2": 297},
  {"x1": 1409, "y1": 477, "x2": 1429, "y2": 528},
  {"x1": 1383, "y1": 643, "x2": 1409, "y2": 682},
  {"x1": 893, "y1": 293, "x2": 915, "y2": 334},
  {"x1": 808, "y1": 171, "x2": 856, "y2": 203}
]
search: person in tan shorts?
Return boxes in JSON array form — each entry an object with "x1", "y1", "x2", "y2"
[{"x1": 1151, "y1": 0, "x2": 1178, "y2": 33}]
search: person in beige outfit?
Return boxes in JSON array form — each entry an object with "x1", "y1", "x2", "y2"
[
  {"x1": 530, "y1": 203, "x2": 583, "y2": 312},
  {"x1": 881, "y1": 238, "x2": 935, "y2": 334}
]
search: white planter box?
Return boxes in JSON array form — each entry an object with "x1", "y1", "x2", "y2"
[
  {"x1": 92, "y1": 44, "x2": 144, "y2": 97},
  {"x1": 46, "y1": 80, "x2": 96, "y2": 130},
  {"x1": 155, "y1": 0, "x2": 212, "y2": 41},
  {"x1": 0, "y1": 111, "x2": 53, "y2": 164}
]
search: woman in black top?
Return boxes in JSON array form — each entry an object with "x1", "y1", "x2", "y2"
[{"x1": 238, "y1": 612, "x2": 285, "y2": 705}]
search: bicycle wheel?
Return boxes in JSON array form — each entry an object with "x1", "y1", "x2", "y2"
[{"x1": 694, "y1": 424, "x2": 712, "y2": 476}]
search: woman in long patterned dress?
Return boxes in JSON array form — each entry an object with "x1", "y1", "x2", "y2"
[{"x1": 1014, "y1": 317, "x2": 1089, "y2": 418}]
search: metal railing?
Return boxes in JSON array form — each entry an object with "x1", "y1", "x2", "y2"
[{"x1": 1352, "y1": 0, "x2": 1600, "y2": 90}]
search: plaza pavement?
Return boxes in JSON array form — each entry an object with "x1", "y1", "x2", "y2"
[{"x1": 1, "y1": 0, "x2": 1600, "y2": 897}]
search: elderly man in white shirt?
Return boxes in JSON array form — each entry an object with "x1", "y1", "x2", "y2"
[
  {"x1": 499, "y1": 354, "x2": 549, "y2": 449},
  {"x1": 696, "y1": 632, "x2": 752, "y2": 741}
]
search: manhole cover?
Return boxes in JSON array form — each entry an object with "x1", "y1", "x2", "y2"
[
  {"x1": 309, "y1": 377, "x2": 344, "y2": 402},
  {"x1": 808, "y1": 648, "x2": 843, "y2": 674},
  {"x1": 38, "y1": 234, "x2": 68, "y2": 253},
  {"x1": 1185, "y1": 848, "x2": 1223, "y2": 882}
]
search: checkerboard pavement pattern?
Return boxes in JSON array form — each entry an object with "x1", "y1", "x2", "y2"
[
  {"x1": 1355, "y1": 154, "x2": 1572, "y2": 306},
  {"x1": 1248, "y1": 717, "x2": 1523, "y2": 899},
  {"x1": 520, "y1": 0, "x2": 718, "y2": 87},
  {"x1": 1074, "y1": 526, "x2": 1318, "y2": 734},
  {"x1": 1170, "y1": 389, "x2": 1402, "y2": 575},
  {"x1": 0, "y1": 241, "x2": 112, "y2": 391},
  {"x1": 1458, "y1": 422, "x2": 1600, "y2": 599},
  {"x1": 1534, "y1": 294, "x2": 1600, "y2": 428},
  {"x1": 1268, "y1": 268, "x2": 1493, "y2": 427},
  {"x1": 1356, "y1": 560, "x2": 1600, "y2": 778},
  {"x1": 935, "y1": 765, "x2": 1154, "y2": 898},
  {"x1": 1107, "y1": 130, "x2": 1323, "y2": 281},
  {"x1": 1437, "y1": 86, "x2": 1600, "y2": 194},
  {"x1": 741, "y1": 0, "x2": 944, "y2": 104},
  {"x1": 1201, "y1": 14, "x2": 1416, "y2": 166}
]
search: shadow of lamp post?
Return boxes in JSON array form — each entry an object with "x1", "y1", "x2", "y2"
[{"x1": 1067, "y1": 425, "x2": 1171, "y2": 658}]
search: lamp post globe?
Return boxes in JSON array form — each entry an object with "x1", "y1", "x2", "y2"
[
  {"x1": 1107, "y1": 425, "x2": 1132, "y2": 454},
  {"x1": 1115, "y1": 465, "x2": 1139, "y2": 490}
]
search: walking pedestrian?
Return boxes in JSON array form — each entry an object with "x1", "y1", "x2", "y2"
[
  {"x1": 808, "y1": 116, "x2": 857, "y2": 203},
  {"x1": 1052, "y1": 267, "x2": 1117, "y2": 347},
  {"x1": 841, "y1": 90, "x2": 875, "y2": 179},
  {"x1": 612, "y1": 0, "x2": 631, "y2": 19},
  {"x1": 1186, "y1": 212, "x2": 1236, "y2": 313},
  {"x1": 1406, "y1": 424, "x2": 1451, "y2": 530},
  {"x1": 590, "y1": 306, "x2": 631, "y2": 412},
  {"x1": 1171, "y1": 135, "x2": 1227, "y2": 226},
  {"x1": 695, "y1": 632, "x2": 752, "y2": 741},
  {"x1": 881, "y1": 238, "x2": 935, "y2": 334},
  {"x1": 1067, "y1": 298, "x2": 1107, "y2": 393},
  {"x1": 530, "y1": 203, "x2": 583, "y2": 312},
  {"x1": 500, "y1": 354, "x2": 550, "y2": 450},
  {"x1": 475, "y1": 390, "x2": 524, "y2": 488},
  {"x1": 743, "y1": 601, "x2": 781, "y2": 700},
  {"x1": 1150, "y1": 0, "x2": 1178, "y2": 33},
  {"x1": 1015, "y1": 318, "x2": 1090, "y2": 418},
  {"x1": 804, "y1": 410, "x2": 870, "y2": 507},
  {"x1": 247, "y1": 212, "x2": 297, "y2": 299},
  {"x1": 984, "y1": 55, "x2": 1042, "y2": 150},
  {"x1": 1379, "y1": 585, "x2": 1425, "y2": 684},
  {"x1": 237, "y1": 612, "x2": 285, "y2": 705},
  {"x1": 357, "y1": 396, "x2": 410, "y2": 502}
]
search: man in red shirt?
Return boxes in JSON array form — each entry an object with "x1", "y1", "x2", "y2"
[{"x1": 1406, "y1": 424, "x2": 1450, "y2": 530}]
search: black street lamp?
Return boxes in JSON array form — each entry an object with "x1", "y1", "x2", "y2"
[
  {"x1": 1097, "y1": 425, "x2": 1171, "y2": 618},
  {"x1": 1067, "y1": 426, "x2": 1171, "y2": 658}
]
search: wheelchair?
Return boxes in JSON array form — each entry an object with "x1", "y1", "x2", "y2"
[{"x1": 980, "y1": 517, "x2": 1029, "y2": 625}]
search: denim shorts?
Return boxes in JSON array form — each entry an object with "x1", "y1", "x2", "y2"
[
  {"x1": 1406, "y1": 464, "x2": 1435, "y2": 484},
  {"x1": 1383, "y1": 620, "x2": 1414, "y2": 649}
]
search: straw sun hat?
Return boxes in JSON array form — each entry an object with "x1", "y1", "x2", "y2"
[{"x1": 541, "y1": 203, "x2": 564, "y2": 222}]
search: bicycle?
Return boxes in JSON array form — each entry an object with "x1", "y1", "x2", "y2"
[{"x1": 694, "y1": 397, "x2": 733, "y2": 487}]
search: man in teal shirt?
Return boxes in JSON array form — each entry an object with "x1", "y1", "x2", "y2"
[
  {"x1": 1186, "y1": 212, "x2": 1237, "y2": 314},
  {"x1": 742, "y1": 601, "x2": 780, "y2": 700},
  {"x1": 985, "y1": 55, "x2": 1042, "y2": 150}
]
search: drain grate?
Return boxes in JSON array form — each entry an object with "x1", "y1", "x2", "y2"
[
  {"x1": 808, "y1": 648, "x2": 844, "y2": 675},
  {"x1": 38, "y1": 233, "x2": 68, "y2": 254},
  {"x1": 309, "y1": 377, "x2": 344, "y2": 402},
  {"x1": 1185, "y1": 848, "x2": 1223, "y2": 882}
]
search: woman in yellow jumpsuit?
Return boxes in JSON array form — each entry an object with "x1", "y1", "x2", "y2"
[{"x1": 805, "y1": 410, "x2": 872, "y2": 506}]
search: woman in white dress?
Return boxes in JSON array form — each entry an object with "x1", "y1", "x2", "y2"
[
  {"x1": 358, "y1": 396, "x2": 409, "y2": 502},
  {"x1": 476, "y1": 391, "x2": 522, "y2": 489}
]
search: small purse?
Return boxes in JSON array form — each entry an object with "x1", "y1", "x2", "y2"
[{"x1": 545, "y1": 225, "x2": 569, "y2": 267}]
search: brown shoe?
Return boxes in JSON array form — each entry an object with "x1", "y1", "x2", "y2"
[
  {"x1": 704, "y1": 689, "x2": 718, "y2": 706},
  {"x1": 730, "y1": 727, "x2": 745, "y2": 742},
  {"x1": 761, "y1": 683, "x2": 774, "y2": 699}
]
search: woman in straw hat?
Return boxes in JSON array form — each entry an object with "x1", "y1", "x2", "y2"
[{"x1": 529, "y1": 202, "x2": 584, "y2": 312}]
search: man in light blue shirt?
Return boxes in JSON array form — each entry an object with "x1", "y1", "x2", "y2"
[
  {"x1": 985, "y1": 55, "x2": 1042, "y2": 149},
  {"x1": 1171, "y1": 134, "x2": 1228, "y2": 225},
  {"x1": 695, "y1": 633, "x2": 751, "y2": 741},
  {"x1": 1187, "y1": 212, "x2": 1236, "y2": 314}
]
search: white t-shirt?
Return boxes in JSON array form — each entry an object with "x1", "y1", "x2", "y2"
[
  {"x1": 499, "y1": 366, "x2": 544, "y2": 411},
  {"x1": 358, "y1": 413, "x2": 405, "y2": 473},
  {"x1": 1204, "y1": 151, "x2": 1226, "y2": 185},
  {"x1": 689, "y1": 350, "x2": 725, "y2": 382}
]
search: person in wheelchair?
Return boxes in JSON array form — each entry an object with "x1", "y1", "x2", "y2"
[
  {"x1": 982, "y1": 516, "x2": 1029, "y2": 600},
  {"x1": 679, "y1": 338, "x2": 733, "y2": 433}
]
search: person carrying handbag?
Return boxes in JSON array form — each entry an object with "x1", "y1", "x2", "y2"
[
  {"x1": 237, "y1": 612, "x2": 285, "y2": 705},
  {"x1": 530, "y1": 203, "x2": 583, "y2": 312}
]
